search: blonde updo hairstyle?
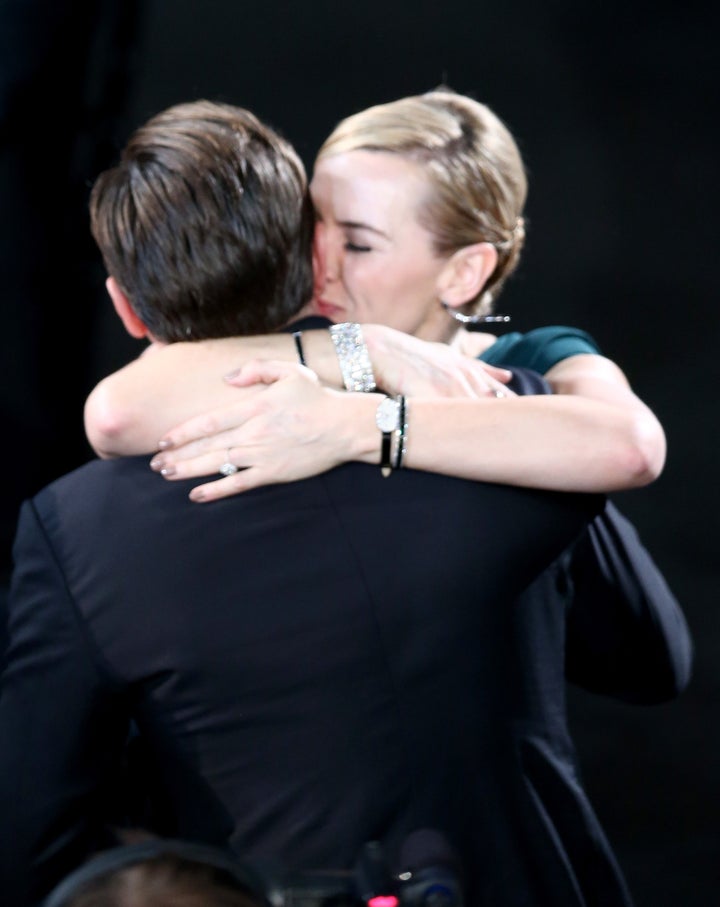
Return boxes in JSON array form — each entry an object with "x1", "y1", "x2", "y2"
[{"x1": 315, "y1": 89, "x2": 527, "y2": 316}]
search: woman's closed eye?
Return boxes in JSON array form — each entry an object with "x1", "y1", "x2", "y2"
[{"x1": 344, "y1": 241, "x2": 372, "y2": 253}]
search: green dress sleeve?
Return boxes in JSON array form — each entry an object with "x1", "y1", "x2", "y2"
[{"x1": 479, "y1": 326, "x2": 601, "y2": 375}]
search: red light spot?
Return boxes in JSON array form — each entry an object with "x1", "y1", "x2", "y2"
[{"x1": 368, "y1": 898, "x2": 399, "y2": 907}]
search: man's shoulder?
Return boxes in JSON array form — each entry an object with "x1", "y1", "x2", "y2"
[
  {"x1": 29, "y1": 458, "x2": 383, "y2": 542},
  {"x1": 28, "y1": 455, "x2": 203, "y2": 545},
  {"x1": 30, "y1": 457, "x2": 601, "y2": 562},
  {"x1": 505, "y1": 366, "x2": 552, "y2": 396},
  {"x1": 34, "y1": 455, "x2": 155, "y2": 508}
]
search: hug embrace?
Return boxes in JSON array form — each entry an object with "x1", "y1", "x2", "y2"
[{"x1": 1, "y1": 91, "x2": 690, "y2": 906}]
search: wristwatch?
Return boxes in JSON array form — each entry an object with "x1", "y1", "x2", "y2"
[{"x1": 375, "y1": 396, "x2": 401, "y2": 477}]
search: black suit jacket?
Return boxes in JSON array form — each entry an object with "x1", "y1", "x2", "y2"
[
  {"x1": 0, "y1": 442, "x2": 615, "y2": 906},
  {"x1": 498, "y1": 359, "x2": 691, "y2": 708},
  {"x1": 291, "y1": 318, "x2": 694, "y2": 708}
]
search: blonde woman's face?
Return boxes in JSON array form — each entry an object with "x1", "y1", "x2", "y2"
[{"x1": 310, "y1": 150, "x2": 455, "y2": 342}]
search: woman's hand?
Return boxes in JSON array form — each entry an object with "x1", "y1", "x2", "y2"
[
  {"x1": 149, "y1": 359, "x2": 372, "y2": 502},
  {"x1": 360, "y1": 323, "x2": 514, "y2": 398},
  {"x1": 147, "y1": 326, "x2": 517, "y2": 504}
]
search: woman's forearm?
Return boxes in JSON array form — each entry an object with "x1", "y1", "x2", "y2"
[
  {"x1": 84, "y1": 331, "x2": 343, "y2": 457},
  {"x1": 318, "y1": 393, "x2": 661, "y2": 492},
  {"x1": 357, "y1": 326, "x2": 666, "y2": 490},
  {"x1": 397, "y1": 395, "x2": 662, "y2": 491},
  {"x1": 155, "y1": 380, "x2": 664, "y2": 502},
  {"x1": 86, "y1": 322, "x2": 665, "y2": 495}
]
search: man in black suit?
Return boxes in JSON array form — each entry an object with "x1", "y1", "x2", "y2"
[{"x1": 0, "y1": 100, "x2": 666, "y2": 907}]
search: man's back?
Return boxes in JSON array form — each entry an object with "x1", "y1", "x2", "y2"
[{"x1": 2, "y1": 456, "x2": 606, "y2": 905}]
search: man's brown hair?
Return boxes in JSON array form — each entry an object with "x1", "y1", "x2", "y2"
[
  {"x1": 59, "y1": 853, "x2": 263, "y2": 907},
  {"x1": 90, "y1": 100, "x2": 314, "y2": 341}
]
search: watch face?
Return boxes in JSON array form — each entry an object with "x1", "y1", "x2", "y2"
[{"x1": 376, "y1": 397, "x2": 400, "y2": 432}]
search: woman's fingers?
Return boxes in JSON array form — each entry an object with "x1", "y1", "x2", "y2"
[
  {"x1": 480, "y1": 376, "x2": 517, "y2": 398},
  {"x1": 158, "y1": 359, "x2": 313, "y2": 450},
  {"x1": 188, "y1": 467, "x2": 266, "y2": 503},
  {"x1": 150, "y1": 446, "x2": 245, "y2": 479},
  {"x1": 224, "y1": 358, "x2": 317, "y2": 387},
  {"x1": 463, "y1": 360, "x2": 516, "y2": 398},
  {"x1": 158, "y1": 401, "x2": 256, "y2": 451},
  {"x1": 478, "y1": 363, "x2": 513, "y2": 384},
  {"x1": 366, "y1": 323, "x2": 516, "y2": 399},
  {"x1": 151, "y1": 360, "x2": 335, "y2": 489}
]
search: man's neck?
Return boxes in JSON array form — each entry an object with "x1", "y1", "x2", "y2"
[
  {"x1": 280, "y1": 299, "x2": 332, "y2": 333},
  {"x1": 138, "y1": 338, "x2": 166, "y2": 356}
]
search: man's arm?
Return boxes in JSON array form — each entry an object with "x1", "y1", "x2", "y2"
[
  {"x1": 0, "y1": 500, "x2": 130, "y2": 907},
  {"x1": 565, "y1": 502, "x2": 693, "y2": 703}
]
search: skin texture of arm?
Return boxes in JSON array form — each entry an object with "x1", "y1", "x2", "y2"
[
  {"x1": 83, "y1": 325, "x2": 508, "y2": 455},
  {"x1": 143, "y1": 355, "x2": 662, "y2": 501},
  {"x1": 84, "y1": 332, "x2": 332, "y2": 457},
  {"x1": 84, "y1": 323, "x2": 665, "y2": 498}
]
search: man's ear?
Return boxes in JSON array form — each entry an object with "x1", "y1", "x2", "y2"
[
  {"x1": 437, "y1": 242, "x2": 498, "y2": 308},
  {"x1": 106, "y1": 276, "x2": 148, "y2": 339}
]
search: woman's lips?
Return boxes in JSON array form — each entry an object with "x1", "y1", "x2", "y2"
[{"x1": 313, "y1": 298, "x2": 345, "y2": 320}]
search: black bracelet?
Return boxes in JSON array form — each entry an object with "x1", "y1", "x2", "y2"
[
  {"x1": 394, "y1": 395, "x2": 407, "y2": 469},
  {"x1": 292, "y1": 330, "x2": 306, "y2": 366},
  {"x1": 376, "y1": 396, "x2": 401, "y2": 478}
]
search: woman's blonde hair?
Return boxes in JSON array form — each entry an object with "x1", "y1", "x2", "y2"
[{"x1": 316, "y1": 89, "x2": 527, "y2": 315}]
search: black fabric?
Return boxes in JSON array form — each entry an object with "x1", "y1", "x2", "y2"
[
  {"x1": 0, "y1": 359, "x2": 691, "y2": 907},
  {"x1": 1, "y1": 449, "x2": 612, "y2": 906},
  {"x1": 502, "y1": 373, "x2": 691, "y2": 706},
  {"x1": 487, "y1": 333, "x2": 692, "y2": 705},
  {"x1": 564, "y1": 503, "x2": 692, "y2": 702},
  {"x1": 283, "y1": 314, "x2": 333, "y2": 332}
]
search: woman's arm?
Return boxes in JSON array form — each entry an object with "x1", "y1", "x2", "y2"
[
  {"x1": 365, "y1": 325, "x2": 665, "y2": 486},
  {"x1": 365, "y1": 324, "x2": 665, "y2": 472},
  {"x1": 84, "y1": 331, "x2": 343, "y2": 457},
  {"x1": 85, "y1": 322, "x2": 664, "y2": 497},
  {"x1": 147, "y1": 353, "x2": 663, "y2": 501},
  {"x1": 84, "y1": 323, "x2": 510, "y2": 456}
]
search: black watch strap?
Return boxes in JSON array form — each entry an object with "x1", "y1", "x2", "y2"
[
  {"x1": 379, "y1": 430, "x2": 392, "y2": 477},
  {"x1": 376, "y1": 396, "x2": 401, "y2": 478}
]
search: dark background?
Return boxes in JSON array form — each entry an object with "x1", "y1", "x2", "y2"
[{"x1": 1, "y1": 1, "x2": 717, "y2": 902}]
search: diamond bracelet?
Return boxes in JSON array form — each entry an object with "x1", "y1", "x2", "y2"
[{"x1": 328, "y1": 323, "x2": 377, "y2": 393}]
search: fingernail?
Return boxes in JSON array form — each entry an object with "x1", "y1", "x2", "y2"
[
  {"x1": 157, "y1": 438, "x2": 173, "y2": 450},
  {"x1": 160, "y1": 466, "x2": 176, "y2": 477},
  {"x1": 149, "y1": 457, "x2": 163, "y2": 471},
  {"x1": 223, "y1": 368, "x2": 241, "y2": 381},
  {"x1": 190, "y1": 488, "x2": 205, "y2": 502}
]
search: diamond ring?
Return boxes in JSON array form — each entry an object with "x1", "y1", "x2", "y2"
[{"x1": 219, "y1": 449, "x2": 238, "y2": 477}]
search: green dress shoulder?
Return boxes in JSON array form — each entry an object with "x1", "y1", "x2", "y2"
[{"x1": 479, "y1": 325, "x2": 601, "y2": 374}]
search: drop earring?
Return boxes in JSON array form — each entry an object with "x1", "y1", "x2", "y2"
[{"x1": 440, "y1": 301, "x2": 510, "y2": 327}]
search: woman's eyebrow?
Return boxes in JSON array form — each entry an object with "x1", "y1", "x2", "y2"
[{"x1": 339, "y1": 219, "x2": 391, "y2": 239}]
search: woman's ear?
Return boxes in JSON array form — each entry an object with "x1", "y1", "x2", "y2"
[
  {"x1": 106, "y1": 276, "x2": 148, "y2": 339},
  {"x1": 437, "y1": 242, "x2": 498, "y2": 308}
]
